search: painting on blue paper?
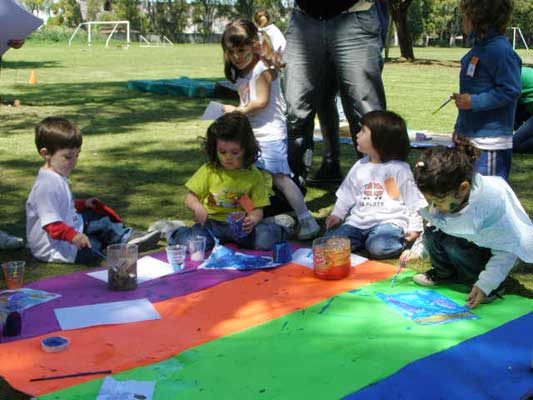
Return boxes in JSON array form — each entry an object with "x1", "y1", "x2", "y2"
[
  {"x1": 200, "y1": 244, "x2": 277, "y2": 271},
  {"x1": 377, "y1": 290, "x2": 479, "y2": 325},
  {"x1": 0, "y1": 288, "x2": 61, "y2": 320}
]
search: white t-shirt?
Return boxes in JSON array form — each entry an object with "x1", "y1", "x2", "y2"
[
  {"x1": 236, "y1": 60, "x2": 287, "y2": 142},
  {"x1": 332, "y1": 158, "x2": 428, "y2": 232},
  {"x1": 260, "y1": 24, "x2": 286, "y2": 55},
  {"x1": 26, "y1": 168, "x2": 83, "y2": 263}
]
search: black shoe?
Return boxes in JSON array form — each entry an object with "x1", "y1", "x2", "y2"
[
  {"x1": 127, "y1": 230, "x2": 161, "y2": 253},
  {"x1": 306, "y1": 160, "x2": 343, "y2": 184}
]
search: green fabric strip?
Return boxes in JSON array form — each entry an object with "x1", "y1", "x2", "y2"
[{"x1": 40, "y1": 271, "x2": 532, "y2": 399}]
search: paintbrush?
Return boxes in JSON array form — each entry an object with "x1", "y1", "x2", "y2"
[
  {"x1": 30, "y1": 369, "x2": 112, "y2": 382},
  {"x1": 391, "y1": 247, "x2": 414, "y2": 287},
  {"x1": 91, "y1": 247, "x2": 107, "y2": 259},
  {"x1": 432, "y1": 96, "x2": 453, "y2": 115}
]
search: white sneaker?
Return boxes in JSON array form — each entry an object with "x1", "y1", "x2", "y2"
[
  {"x1": 297, "y1": 217, "x2": 320, "y2": 240},
  {"x1": 127, "y1": 230, "x2": 161, "y2": 252},
  {"x1": 263, "y1": 214, "x2": 296, "y2": 237},
  {"x1": 0, "y1": 231, "x2": 24, "y2": 250},
  {"x1": 148, "y1": 220, "x2": 185, "y2": 239},
  {"x1": 413, "y1": 273, "x2": 436, "y2": 287}
]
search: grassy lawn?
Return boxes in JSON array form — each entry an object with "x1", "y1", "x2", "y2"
[{"x1": 0, "y1": 43, "x2": 531, "y2": 295}]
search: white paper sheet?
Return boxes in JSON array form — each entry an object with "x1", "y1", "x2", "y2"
[
  {"x1": 0, "y1": 0, "x2": 43, "y2": 56},
  {"x1": 291, "y1": 248, "x2": 368, "y2": 269},
  {"x1": 201, "y1": 101, "x2": 225, "y2": 120},
  {"x1": 97, "y1": 376, "x2": 156, "y2": 400},
  {"x1": 87, "y1": 256, "x2": 176, "y2": 284},
  {"x1": 54, "y1": 298, "x2": 161, "y2": 330}
]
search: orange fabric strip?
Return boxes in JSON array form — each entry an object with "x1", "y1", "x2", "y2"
[{"x1": 0, "y1": 261, "x2": 395, "y2": 396}]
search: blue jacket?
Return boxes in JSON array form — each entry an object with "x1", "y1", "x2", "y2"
[{"x1": 455, "y1": 31, "x2": 522, "y2": 138}]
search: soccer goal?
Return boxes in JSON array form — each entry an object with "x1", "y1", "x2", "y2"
[
  {"x1": 139, "y1": 34, "x2": 174, "y2": 47},
  {"x1": 68, "y1": 21, "x2": 130, "y2": 48},
  {"x1": 509, "y1": 27, "x2": 529, "y2": 50}
]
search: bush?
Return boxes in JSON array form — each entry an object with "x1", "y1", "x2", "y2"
[{"x1": 27, "y1": 25, "x2": 86, "y2": 43}]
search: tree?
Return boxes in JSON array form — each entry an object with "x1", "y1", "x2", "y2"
[
  {"x1": 143, "y1": 0, "x2": 188, "y2": 42},
  {"x1": 114, "y1": 0, "x2": 142, "y2": 31},
  {"x1": 22, "y1": 0, "x2": 53, "y2": 14},
  {"x1": 60, "y1": 0, "x2": 83, "y2": 27},
  {"x1": 191, "y1": 0, "x2": 225, "y2": 42},
  {"x1": 388, "y1": 0, "x2": 415, "y2": 60}
]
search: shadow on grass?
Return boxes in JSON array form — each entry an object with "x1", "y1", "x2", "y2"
[
  {"x1": 385, "y1": 57, "x2": 461, "y2": 68},
  {"x1": 0, "y1": 60, "x2": 62, "y2": 70}
]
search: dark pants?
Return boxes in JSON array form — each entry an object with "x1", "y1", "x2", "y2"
[
  {"x1": 75, "y1": 210, "x2": 131, "y2": 265},
  {"x1": 168, "y1": 219, "x2": 290, "y2": 252},
  {"x1": 424, "y1": 226, "x2": 492, "y2": 283}
]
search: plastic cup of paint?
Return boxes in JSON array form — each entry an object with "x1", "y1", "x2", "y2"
[
  {"x1": 2, "y1": 261, "x2": 25, "y2": 289},
  {"x1": 166, "y1": 245, "x2": 187, "y2": 272},
  {"x1": 189, "y1": 236, "x2": 207, "y2": 262},
  {"x1": 228, "y1": 211, "x2": 247, "y2": 238}
]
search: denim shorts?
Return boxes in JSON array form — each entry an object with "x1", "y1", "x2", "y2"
[{"x1": 256, "y1": 139, "x2": 293, "y2": 175}]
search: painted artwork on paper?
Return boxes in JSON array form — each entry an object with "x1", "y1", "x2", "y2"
[{"x1": 377, "y1": 290, "x2": 479, "y2": 325}]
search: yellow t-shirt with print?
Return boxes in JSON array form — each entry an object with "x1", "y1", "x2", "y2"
[{"x1": 186, "y1": 163, "x2": 273, "y2": 222}]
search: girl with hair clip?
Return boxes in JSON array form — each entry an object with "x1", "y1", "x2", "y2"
[
  {"x1": 325, "y1": 111, "x2": 428, "y2": 260},
  {"x1": 220, "y1": 18, "x2": 320, "y2": 240},
  {"x1": 403, "y1": 140, "x2": 533, "y2": 309},
  {"x1": 167, "y1": 112, "x2": 290, "y2": 252}
]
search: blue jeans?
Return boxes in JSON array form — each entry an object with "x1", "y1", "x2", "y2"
[
  {"x1": 168, "y1": 219, "x2": 290, "y2": 252},
  {"x1": 325, "y1": 223, "x2": 404, "y2": 260},
  {"x1": 513, "y1": 116, "x2": 533, "y2": 153},
  {"x1": 283, "y1": 6, "x2": 386, "y2": 179},
  {"x1": 75, "y1": 210, "x2": 132, "y2": 265},
  {"x1": 424, "y1": 226, "x2": 492, "y2": 283},
  {"x1": 475, "y1": 148, "x2": 512, "y2": 181}
]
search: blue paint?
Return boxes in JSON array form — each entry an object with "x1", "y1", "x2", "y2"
[
  {"x1": 42, "y1": 336, "x2": 69, "y2": 347},
  {"x1": 318, "y1": 297, "x2": 335, "y2": 315}
]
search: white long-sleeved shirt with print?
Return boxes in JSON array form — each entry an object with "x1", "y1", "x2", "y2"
[{"x1": 331, "y1": 158, "x2": 428, "y2": 233}]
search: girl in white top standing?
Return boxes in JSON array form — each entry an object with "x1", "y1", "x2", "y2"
[
  {"x1": 325, "y1": 111, "x2": 428, "y2": 259},
  {"x1": 254, "y1": 10, "x2": 286, "y2": 55},
  {"x1": 221, "y1": 18, "x2": 320, "y2": 240}
]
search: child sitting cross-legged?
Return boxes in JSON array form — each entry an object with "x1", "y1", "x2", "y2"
[
  {"x1": 402, "y1": 140, "x2": 533, "y2": 309},
  {"x1": 26, "y1": 117, "x2": 160, "y2": 265},
  {"x1": 166, "y1": 112, "x2": 291, "y2": 252}
]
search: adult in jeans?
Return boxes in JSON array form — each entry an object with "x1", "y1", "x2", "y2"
[{"x1": 283, "y1": 1, "x2": 387, "y2": 185}]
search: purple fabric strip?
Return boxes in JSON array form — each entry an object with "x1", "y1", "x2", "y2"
[{"x1": 6, "y1": 243, "x2": 303, "y2": 343}]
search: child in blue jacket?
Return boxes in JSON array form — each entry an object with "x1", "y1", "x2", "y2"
[{"x1": 453, "y1": 0, "x2": 521, "y2": 181}]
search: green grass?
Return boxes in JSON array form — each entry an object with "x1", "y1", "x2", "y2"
[{"x1": 0, "y1": 43, "x2": 531, "y2": 295}]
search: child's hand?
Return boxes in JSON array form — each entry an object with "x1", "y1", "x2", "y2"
[
  {"x1": 223, "y1": 104, "x2": 238, "y2": 113},
  {"x1": 325, "y1": 215, "x2": 342, "y2": 230},
  {"x1": 453, "y1": 93, "x2": 472, "y2": 110},
  {"x1": 404, "y1": 231, "x2": 419, "y2": 243},
  {"x1": 466, "y1": 285, "x2": 485, "y2": 309},
  {"x1": 399, "y1": 248, "x2": 421, "y2": 264},
  {"x1": 243, "y1": 215, "x2": 257, "y2": 234},
  {"x1": 73, "y1": 233, "x2": 91, "y2": 248},
  {"x1": 85, "y1": 197, "x2": 99, "y2": 208},
  {"x1": 193, "y1": 206, "x2": 209, "y2": 225},
  {"x1": 8, "y1": 39, "x2": 25, "y2": 49}
]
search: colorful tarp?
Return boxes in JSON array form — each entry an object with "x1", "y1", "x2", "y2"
[
  {"x1": 37, "y1": 274, "x2": 532, "y2": 399},
  {"x1": 2, "y1": 260, "x2": 395, "y2": 396}
]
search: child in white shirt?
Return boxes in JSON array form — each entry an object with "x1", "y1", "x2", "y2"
[
  {"x1": 325, "y1": 111, "x2": 427, "y2": 259},
  {"x1": 26, "y1": 117, "x2": 159, "y2": 264}
]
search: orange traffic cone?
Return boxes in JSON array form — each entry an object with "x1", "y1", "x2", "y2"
[{"x1": 28, "y1": 70, "x2": 38, "y2": 84}]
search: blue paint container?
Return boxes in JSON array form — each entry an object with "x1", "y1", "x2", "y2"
[
  {"x1": 228, "y1": 211, "x2": 247, "y2": 238},
  {"x1": 41, "y1": 336, "x2": 70, "y2": 352},
  {"x1": 273, "y1": 241, "x2": 292, "y2": 263}
]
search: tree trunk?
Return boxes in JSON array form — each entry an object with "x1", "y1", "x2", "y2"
[{"x1": 390, "y1": 5, "x2": 414, "y2": 60}]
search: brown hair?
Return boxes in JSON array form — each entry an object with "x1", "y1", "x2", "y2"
[
  {"x1": 460, "y1": 0, "x2": 512, "y2": 38},
  {"x1": 35, "y1": 117, "x2": 82, "y2": 155},
  {"x1": 414, "y1": 139, "x2": 480, "y2": 197},
  {"x1": 254, "y1": 10, "x2": 271, "y2": 27},
  {"x1": 361, "y1": 110, "x2": 410, "y2": 162},
  {"x1": 221, "y1": 18, "x2": 284, "y2": 83},
  {"x1": 203, "y1": 112, "x2": 260, "y2": 169}
]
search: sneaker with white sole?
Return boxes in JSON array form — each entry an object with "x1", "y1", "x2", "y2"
[
  {"x1": 297, "y1": 217, "x2": 320, "y2": 240},
  {"x1": 148, "y1": 220, "x2": 185, "y2": 240},
  {"x1": 413, "y1": 272, "x2": 437, "y2": 287},
  {"x1": 263, "y1": 214, "x2": 296, "y2": 238},
  {"x1": 0, "y1": 231, "x2": 24, "y2": 250},
  {"x1": 127, "y1": 230, "x2": 161, "y2": 252}
]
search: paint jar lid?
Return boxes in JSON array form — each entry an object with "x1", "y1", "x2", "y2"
[{"x1": 41, "y1": 336, "x2": 70, "y2": 352}]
